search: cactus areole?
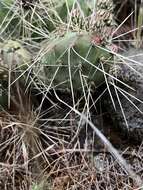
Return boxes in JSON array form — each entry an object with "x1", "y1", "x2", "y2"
[{"x1": 40, "y1": 32, "x2": 113, "y2": 91}]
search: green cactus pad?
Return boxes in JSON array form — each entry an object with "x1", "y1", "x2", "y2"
[
  {"x1": 0, "y1": 40, "x2": 31, "y2": 108},
  {"x1": 39, "y1": 32, "x2": 113, "y2": 91},
  {"x1": 0, "y1": 40, "x2": 31, "y2": 69}
]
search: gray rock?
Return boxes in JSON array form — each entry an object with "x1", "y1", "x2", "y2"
[{"x1": 107, "y1": 48, "x2": 143, "y2": 142}]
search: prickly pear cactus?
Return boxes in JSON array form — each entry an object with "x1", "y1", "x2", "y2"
[
  {"x1": 93, "y1": 0, "x2": 116, "y2": 44},
  {"x1": 0, "y1": 40, "x2": 31, "y2": 72},
  {"x1": 37, "y1": 32, "x2": 113, "y2": 91},
  {"x1": 41, "y1": 0, "x2": 115, "y2": 36},
  {"x1": 66, "y1": 1, "x2": 115, "y2": 28},
  {"x1": 95, "y1": 0, "x2": 115, "y2": 29},
  {"x1": 34, "y1": 0, "x2": 116, "y2": 92},
  {"x1": 0, "y1": 40, "x2": 31, "y2": 108}
]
